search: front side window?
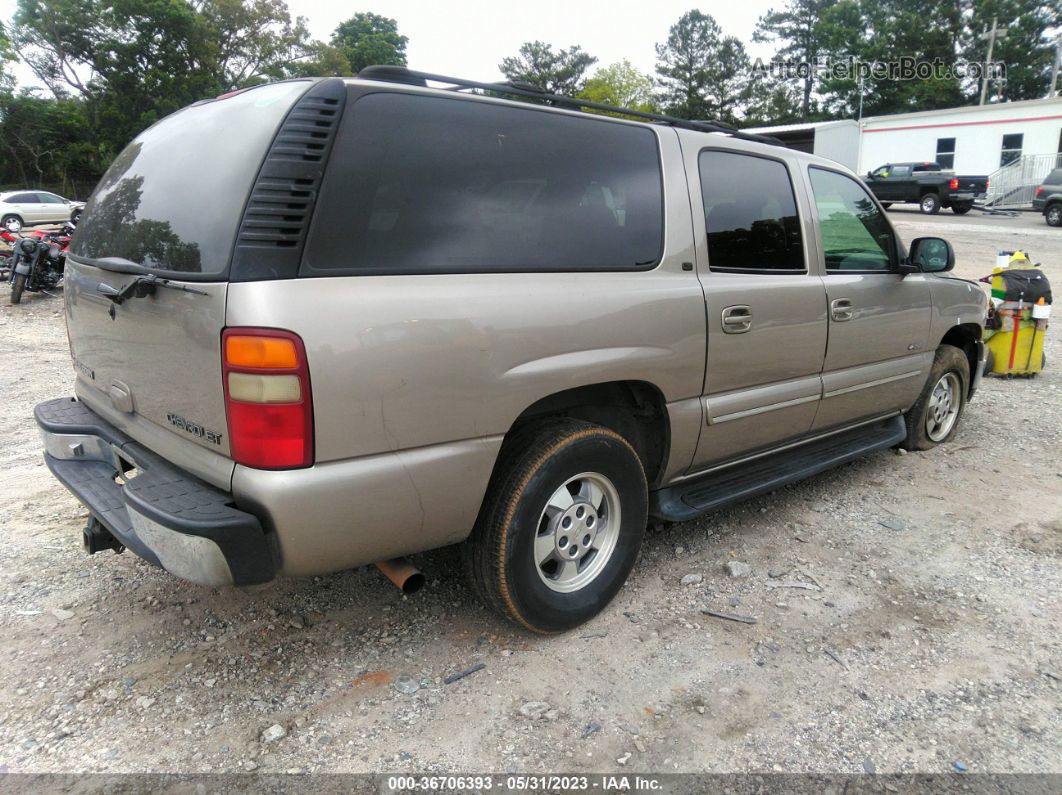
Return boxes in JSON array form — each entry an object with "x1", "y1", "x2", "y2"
[
  {"x1": 302, "y1": 93, "x2": 663, "y2": 275},
  {"x1": 698, "y1": 150, "x2": 804, "y2": 272},
  {"x1": 809, "y1": 167, "x2": 896, "y2": 272},
  {"x1": 37, "y1": 193, "x2": 66, "y2": 204},
  {"x1": 1001, "y1": 133, "x2": 1023, "y2": 167}
]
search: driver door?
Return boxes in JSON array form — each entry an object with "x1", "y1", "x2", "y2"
[{"x1": 806, "y1": 166, "x2": 932, "y2": 431}]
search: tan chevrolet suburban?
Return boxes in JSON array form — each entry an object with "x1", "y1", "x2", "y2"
[{"x1": 36, "y1": 67, "x2": 987, "y2": 633}]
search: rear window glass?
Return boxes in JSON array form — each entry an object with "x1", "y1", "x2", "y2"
[
  {"x1": 71, "y1": 81, "x2": 310, "y2": 278},
  {"x1": 301, "y1": 92, "x2": 663, "y2": 275}
]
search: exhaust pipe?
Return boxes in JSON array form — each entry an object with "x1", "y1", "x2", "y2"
[{"x1": 374, "y1": 557, "x2": 425, "y2": 594}]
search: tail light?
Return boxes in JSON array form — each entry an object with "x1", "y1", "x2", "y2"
[
  {"x1": 949, "y1": 178, "x2": 959, "y2": 190},
  {"x1": 222, "y1": 328, "x2": 313, "y2": 469},
  {"x1": 1035, "y1": 186, "x2": 1044, "y2": 197}
]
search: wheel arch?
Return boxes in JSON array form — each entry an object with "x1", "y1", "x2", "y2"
[
  {"x1": 940, "y1": 323, "x2": 981, "y2": 396},
  {"x1": 501, "y1": 380, "x2": 671, "y2": 488}
]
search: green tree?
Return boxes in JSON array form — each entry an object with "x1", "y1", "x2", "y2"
[
  {"x1": 499, "y1": 41, "x2": 597, "y2": 95},
  {"x1": 960, "y1": 0, "x2": 1062, "y2": 102},
  {"x1": 0, "y1": 91, "x2": 96, "y2": 192},
  {"x1": 330, "y1": 12, "x2": 407, "y2": 76},
  {"x1": 655, "y1": 10, "x2": 752, "y2": 123},
  {"x1": 578, "y1": 60, "x2": 656, "y2": 113},
  {"x1": 753, "y1": 0, "x2": 837, "y2": 120}
]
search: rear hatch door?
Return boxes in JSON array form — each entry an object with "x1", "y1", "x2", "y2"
[{"x1": 64, "y1": 81, "x2": 313, "y2": 488}]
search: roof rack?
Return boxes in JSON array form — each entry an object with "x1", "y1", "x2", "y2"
[{"x1": 356, "y1": 66, "x2": 785, "y2": 147}]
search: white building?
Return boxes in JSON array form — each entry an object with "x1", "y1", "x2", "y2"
[
  {"x1": 742, "y1": 119, "x2": 861, "y2": 171},
  {"x1": 857, "y1": 96, "x2": 1062, "y2": 176}
]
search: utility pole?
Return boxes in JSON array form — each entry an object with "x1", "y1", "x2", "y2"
[
  {"x1": 979, "y1": 18, "x2": 1008, "y2": 105},
  {"x1": 1049, "y1": 34, "x2": 1061, "y2": 99}
]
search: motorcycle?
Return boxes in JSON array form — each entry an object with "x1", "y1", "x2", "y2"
[{"x1": 2, "y1": 222, "x2": 75, "y2": 304}]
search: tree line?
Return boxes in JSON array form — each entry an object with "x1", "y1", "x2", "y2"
[{"x1": 1, "y1": 0, "x2": 1059, "y2": 199}]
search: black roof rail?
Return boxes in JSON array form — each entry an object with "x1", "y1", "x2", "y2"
[{"x1": 356, "y1": 66, "x2": 785, "y2": 147}]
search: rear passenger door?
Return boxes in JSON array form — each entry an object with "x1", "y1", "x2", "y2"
[
  {"x1": 805, "y1": 166, "x2": 932, "y2": 430},
  {"x1": 682, "y1": 141, "x2": 828, "y2": 471}
]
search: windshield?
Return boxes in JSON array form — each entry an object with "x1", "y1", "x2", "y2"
[{"x1": 70, "y1": 81, "x2": 310, "y2": 279}]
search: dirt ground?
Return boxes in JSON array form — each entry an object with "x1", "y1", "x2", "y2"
[{"x1": 0, "y1": 208, "x2": 1059, "y2": 777}]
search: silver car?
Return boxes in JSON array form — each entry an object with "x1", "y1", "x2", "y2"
[
  {"x1": 35, "y1": 69, "x2": 986, "y2": 633},
  {"x1": 0, "y1": 190, "x2": 85, "y2": 232}
]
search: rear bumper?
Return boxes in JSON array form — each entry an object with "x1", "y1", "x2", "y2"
[{"x1": 35, "y1": 397, "x2": 275, "y2": 586}]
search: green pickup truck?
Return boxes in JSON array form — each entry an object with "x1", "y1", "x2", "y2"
[{"x1": 865, "y1": 162, "x2": 988, "y2": 215}]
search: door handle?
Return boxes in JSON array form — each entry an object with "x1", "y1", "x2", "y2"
[
  {"x1": 831, "y1": 298, "x2": 854, "y2": 322},
  {"x1": 721, "y1": 305, "x2": 753, "y2": 333}
]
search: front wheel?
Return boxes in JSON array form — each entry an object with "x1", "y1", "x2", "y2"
[
  {"x1": 465, "y1": 419, "x2": 647, "y2": 633},
  {"x1": 952, "y1": 203, "x2": 973, "y2": 215},
  {"x1": 1046, "y1": 204, "x2": 1062, "y2": 227},
  {"x1": 70, "y1": 208, "x2": 82, "y2": 225},
  {"x1": 902, "y1": 345, "x2": 969, "y2": 451},
  {"x1": 10, "y1": 273, "x2": 25, "y2": 304},
  {"x1": 920, "y1": 193, "x2": 941, "y2": 214}
]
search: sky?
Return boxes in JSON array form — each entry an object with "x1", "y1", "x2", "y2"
[{"x1": 0, "y1": 0, "x2": 777, "y2": 89}]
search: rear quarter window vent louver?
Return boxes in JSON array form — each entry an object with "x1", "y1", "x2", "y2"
[{"x1": 230, "y1": 79, "x2": 346, "y2": 281}]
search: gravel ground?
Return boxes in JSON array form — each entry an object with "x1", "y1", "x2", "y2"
[{"x1": 0, "y1": 210, "x2": 1059, "y2": 777}]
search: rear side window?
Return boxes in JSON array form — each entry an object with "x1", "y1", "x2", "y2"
[
  {"x1": 8, "y1": 193, "x2": 37, "y2": 203},
  {"x1": 301, "y1": 92, "x2": 663, "y2": 275},
  {"x1": 809, "y1": 167, "x2": 896, "y2": 272},
  {"x1": 71, "y1": 81, "x2": 310, "y2": 278},
  {"x1": 698, "y1": 150, "x2": 805, "y2": 272}
]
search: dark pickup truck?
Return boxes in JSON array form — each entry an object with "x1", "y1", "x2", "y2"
[{"x1": 865, "y1": 162, "x2": 988, "y2": 215}]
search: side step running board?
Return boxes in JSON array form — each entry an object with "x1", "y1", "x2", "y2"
[{"x1": 650, "y1": 415, "x2": 906, "y2": 522}]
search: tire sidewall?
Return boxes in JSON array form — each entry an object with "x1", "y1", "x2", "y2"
[
  {"x1": 1047, "y1": 205, "x2": 1062, "y2": 227},
  {"x1": 3, "y1": 215, "x2": 22, "y2": 232},
  {"x1": 502, "y1": 432, "x2": 646, "y2": 632},
  {"x1": 905, "y1": 346, "x2": 969, "y2": 449},
  {"x1": 11, "y1": 272, "x2": 25, "y2": 304}
]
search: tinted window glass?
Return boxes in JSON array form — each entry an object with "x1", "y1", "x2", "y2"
[
  {"x1": 698, "y1": 150, "x2": 804, "y2": 272},
  {"x1": 37, "y1": 193, "x2": 65, "y2": 204},
  {"x1": 71, "y1": 81, "x2": 309, "y2": 278},
  {"x1": 1001, "y1": 133, "x2": 1023, "y2": 167},
  {"x1": 809, "y1": 167, "x2": 896, "y2": 272},
  {"x1": 892, "y1": 166, "x2": 911, "y2": 176},
  {"x1": 302, "y1": 93, "x2": 663, "y2": 275},
  {"x1": 8, "y1": 193, "x2": 38, "y2": 203}
]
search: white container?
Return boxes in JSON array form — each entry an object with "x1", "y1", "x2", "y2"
[{"x1": 1032, "y1": 302, "x2": 1051, "y2": 319}]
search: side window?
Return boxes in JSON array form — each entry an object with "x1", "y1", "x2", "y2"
[
  {"x1": 1001, "y1": 133, "x2": 1023, "y2": 167},
  {"x1": 891, "y1": 165, "x2": 912, "y2": 177},
  {"x1": 302, "y1": 93, "x2": 664, "y2": 275},
  {"x1": 698, "y1": 150, "x2": 805, "y2": 272},
  {"x1": 935, "y1": 138, "x2": 956, "y2": 169},
  {"x1": 9, "y1": 192, "x2": 37, "y2": 203},
  {"x1": 37, "y1": 193, "x2": 65, "y2": 204},
  {"x1": 871, "y1": 166, "x2": 890, "y2": 178},
  {"x1": 809, "y1": 167, "x2": 897, "y2": 272}
]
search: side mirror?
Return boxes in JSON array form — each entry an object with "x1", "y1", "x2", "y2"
[
  {"x1": 907, "y1": 236, "x2": 954, "y2": 273},
  {"x1": 866, "y1": 171, "x2": 873, "y2": 179}
]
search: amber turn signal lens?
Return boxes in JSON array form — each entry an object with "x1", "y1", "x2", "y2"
[{"x1": 225, "y1": 335, "x2": 298, "y2": 369}]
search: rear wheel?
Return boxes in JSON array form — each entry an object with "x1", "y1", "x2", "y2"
[
  {"x1": 465, "y1": 418, "x2": 647, "y2": 633},
  {"x1": 919, "y1": 193, "x2": 941, "y2": 214},
  {"x1": 10, "y1": 273, "x2": 25, "y2": 304},
  {"x1": 1046, "y1": 204, "x2": 1062, "y2": 227},
  {"x1": 952, "y1": 203, "x2": 973, "y2": 215},
  {"x1": 2, "y1": 214, "x2": 22, "y2": 232},
  {"x1": 902, "y1": 345, "x2": 969, "y2": 451}
]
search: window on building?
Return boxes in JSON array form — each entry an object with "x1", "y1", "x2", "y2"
[
  {"x1": 1001, "y1": 134, "x2": 1023, "y2": 167},
  {"x1": 935, "y1": 139, "x2": 956, "y2": 170},
  {"x1": 809, "y1": 167, "x2": 896, "y2": 272},
  {"x1": 698, "y1": 150, "x2": 805, "y2": 272}
]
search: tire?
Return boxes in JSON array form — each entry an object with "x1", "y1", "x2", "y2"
[
  {"x1": 1046, "y1": 204, "x2": 1062, "y2": 227},
  {"x1": 952, "y1": 203, "x2": 972, "y2": 215},
  {"x1": 880, "y1": 202, "x2": 893, "y2": 209},
  {"x1": 2, "y1": 214, "x2": 23, "y2": 232},
  {"x1": 464, "y1": 418, "x2": 647, "y2": 633},
  {"x1": 902, "y1": 345, "x2": 969, "y2": 451},
  {"x1": 70, "y1": 208, "x2": 82, "y2": 225},
  {"x1": 983, "y1": 347, "x2": 995, "y2": 376},
  {"x1": 10, "y1": 273, "x2": 25, "y2": 304},
  {"x1": 919, "y1": 193, "x2": 941, "y2": 214}
]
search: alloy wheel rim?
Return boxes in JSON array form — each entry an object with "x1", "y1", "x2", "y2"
[
  {"x1": 926, "y1": 371, "x2": 961, "y2": 441},
  {"x1": 1049, "y1": 207, "x2": 1061, "y2": 225},
  {"x1": 534, "y1": 472, "x2": 621, "y2": 593},
  {"x1": 922, "y1": 196, "x2": 935, "y2": 211}
]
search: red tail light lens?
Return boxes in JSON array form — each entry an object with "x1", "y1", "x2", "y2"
[
  {"x1": 949, "y1": 178, "x2": 959, "y2": 190},
  {"x1": 222, "y1": 328, "x2": 313, "y2": 469},
  {"x1": 1035, "y1": 186, "x2": 1044, "y2": 197}
]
